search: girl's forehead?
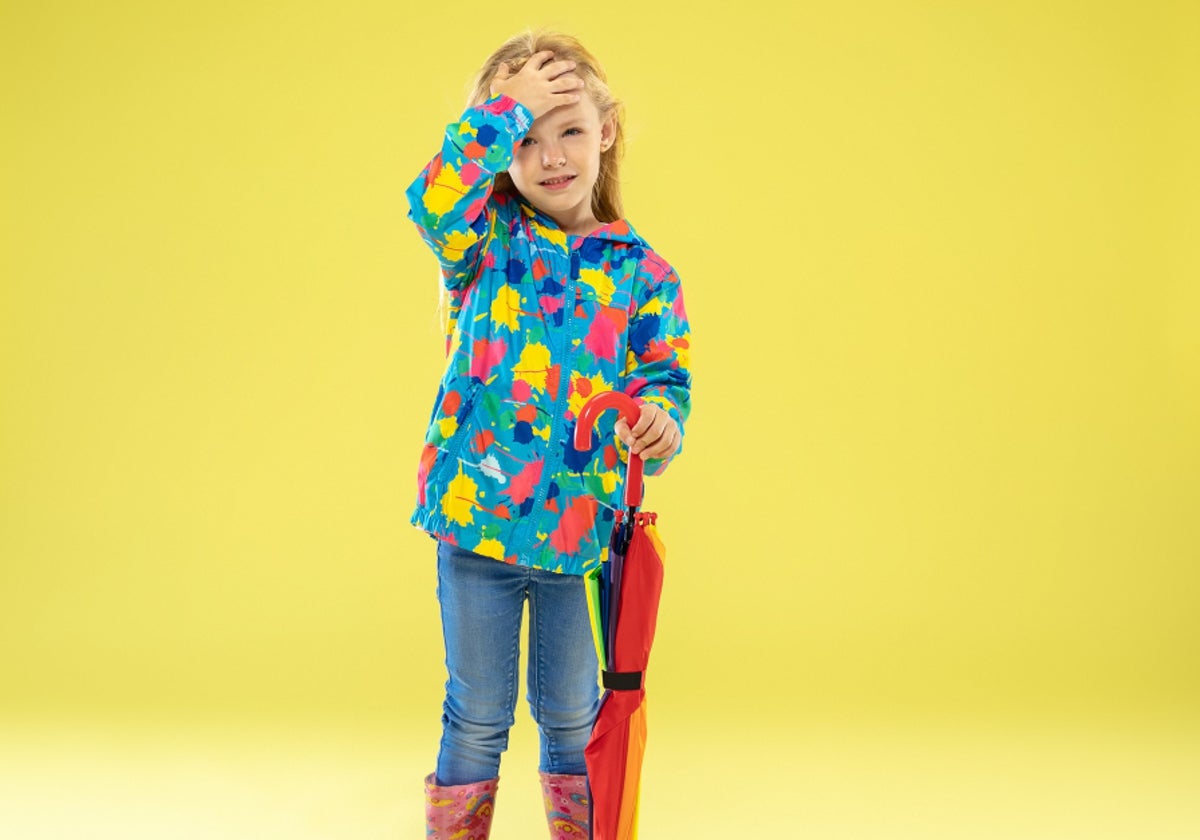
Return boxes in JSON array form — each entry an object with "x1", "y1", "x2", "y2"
[{"x1": 532, "y1": 98, "x2": 600, "y2": 129}]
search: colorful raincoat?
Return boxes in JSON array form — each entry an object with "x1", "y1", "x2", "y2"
[{"x1": 405, "y1": 92, "x2": 692, "y2": 576}]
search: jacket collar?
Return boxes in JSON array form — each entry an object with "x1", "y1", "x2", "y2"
[{"x1": 513, "y1": 194, "x2": 647, "y2": 248}]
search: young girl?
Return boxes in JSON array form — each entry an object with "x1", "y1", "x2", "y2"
[{"x1": 405, "y1": 29, "x2": 692, "y2": 839}]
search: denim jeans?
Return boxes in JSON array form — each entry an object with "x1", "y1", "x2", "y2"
[{"x1": 434, "y1": 539, "x2": 601, "y2": 785}]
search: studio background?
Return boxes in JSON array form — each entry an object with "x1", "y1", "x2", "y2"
[{"x1": 2, "y1": 1, "x2": 1198, "y2": 837}]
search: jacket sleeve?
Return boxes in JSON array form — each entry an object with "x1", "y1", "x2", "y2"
[
  {"x1": 621, "y1": 261, "x2": 693, "y2": 477},
  {"x1": 405, "y1": 93, "x2": 535, "y2": 292}
]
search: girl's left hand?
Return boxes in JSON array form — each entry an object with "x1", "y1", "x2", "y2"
[{"x1": 613, "y1": 402, "x2": 680, "y2": 461}]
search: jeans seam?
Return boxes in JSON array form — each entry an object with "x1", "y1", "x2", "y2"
[
  {"x1": 436, "y1": 548, "x2": 453, "y2": 719},
  {"x1": 532, "y1": 574, "x2": 555, "y2": 771},
  {"x1": 505, "y1": 573, "x2": 523, "y2": 752}
]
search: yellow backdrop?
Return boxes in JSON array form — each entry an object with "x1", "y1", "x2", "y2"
[{"x1": 2, "y1": 1, "x2": 1197, "y2": 837}]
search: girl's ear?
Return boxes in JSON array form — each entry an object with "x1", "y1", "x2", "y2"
[{"x1": 600, "y1": 113, "x2": 617, "y2": 152}]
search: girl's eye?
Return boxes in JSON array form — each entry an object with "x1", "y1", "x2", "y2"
[{"x1": 521, "y1": 128, "x2": 583, "y2": 147}]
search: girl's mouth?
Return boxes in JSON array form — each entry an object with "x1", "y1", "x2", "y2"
[{"x1": 540, "y1": 175, "x2": 576, "y2": 190}]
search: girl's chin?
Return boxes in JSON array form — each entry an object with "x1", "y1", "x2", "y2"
[{"x1": 524, "y1": 195, "x2": 580, "y2": 215}]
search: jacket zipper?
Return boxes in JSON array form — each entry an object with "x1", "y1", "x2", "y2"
[{"x1": 507, "y1": 250, "x2": 580, "y2": 556}]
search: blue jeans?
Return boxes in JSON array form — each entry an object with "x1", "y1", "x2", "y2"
[{"x1": 434, "y1": 539, "x2": 601, "y2": 785}]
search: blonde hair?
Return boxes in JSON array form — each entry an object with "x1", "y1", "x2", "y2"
[{"x1": 436, "y1": 28, "x2": 628, "y2": 338}]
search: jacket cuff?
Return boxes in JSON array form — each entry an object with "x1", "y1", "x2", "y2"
[{"x1": 470, "y1": 93, "x2": 534, "y2": 172}]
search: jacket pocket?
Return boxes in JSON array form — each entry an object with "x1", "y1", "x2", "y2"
[{"x1": 418, "y1": 378, "x2": 485, "y2": 507}]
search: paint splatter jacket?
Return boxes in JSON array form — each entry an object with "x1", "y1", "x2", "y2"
[{"x1": 404, "y1": 92, "x2": 692, "y2": 576}]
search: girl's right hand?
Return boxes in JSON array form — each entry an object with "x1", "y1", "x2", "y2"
[{"x1": 489, "y1": 50, "x2": 585, "y2": 121}]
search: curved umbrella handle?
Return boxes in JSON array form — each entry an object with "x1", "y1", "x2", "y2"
[{"x1": 574, "y1": 391, "x2": 644, "y2": 508}]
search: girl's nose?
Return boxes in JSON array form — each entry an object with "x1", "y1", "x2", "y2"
[{"x1": 542, "y1": 146, "x2": 566, "y2": 167}]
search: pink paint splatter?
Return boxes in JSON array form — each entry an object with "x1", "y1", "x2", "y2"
[
  {"x1": 584, "y1": 312, "x2": 619, "y2": 361},
  {"x1": 503, "y1": 459, "x2": 544, "y2": 506},
  {"x1": 470, "y1": 337, "x2": 507, "y2": 381},
  {"x1": 550, "y1": 495, "x2": 598, "y2": 555},
  {"x1": 461, "y1": 162, "x2": 483, "y2": 185}
]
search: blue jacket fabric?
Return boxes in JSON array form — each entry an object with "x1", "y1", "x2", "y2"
[{"x1": 405, "y1": 92, "x2": 692, "y2": 576}]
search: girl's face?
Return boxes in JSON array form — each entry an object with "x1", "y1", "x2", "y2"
[{"x1": 506, "y1": 90, "x2": 616, "y2": 234}]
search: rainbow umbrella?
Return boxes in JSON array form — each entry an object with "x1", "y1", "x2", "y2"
[{"x1": 574, "y1": 391, "x2": 667, "y2": 840}]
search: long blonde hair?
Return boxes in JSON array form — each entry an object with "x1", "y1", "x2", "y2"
[{"x1": 436, "y1": 27, "x2": 628, "y2": 339}]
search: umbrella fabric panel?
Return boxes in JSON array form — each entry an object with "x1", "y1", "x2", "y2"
[
  {"x1": 618, "y1": 702, "x2": 647, "y2": 840},
  {"x1": 585, "y1": 566, "x2": 607, "y2": 672},
  {"x1": 611, "y1": 522, "x2": 665, "y2": 676}
]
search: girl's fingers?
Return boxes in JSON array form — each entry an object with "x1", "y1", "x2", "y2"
[
  {"x1": 637, "y1": 426, "x2": 678, "y2": 460},
  {"x1": 551, "y1": 74, "x2": 583, "y2": 92},
  {"x1": 631, "y1": 406, "x2": 657, "y2": 436},
  {"x1": 632, "y1": 418, "x2": 675, "y2": 456},
  {"x1": 617, "y1": 406, "x2": 679, "y2": 457},
  {"x1": 619, "y1": 413, "x2": 650, "y2": 446},
  {"x1": 632, "y1": 430, "x2": 664, "y2": 456},
  {"x1": 647, "y1": 409, "x2": 670, "y2": 439},
  {"x1": 661, "y1": 426, "x2": 681, "y2": 458},
  {"x1": 529, "y1": 50, "x2": 557, "y2": 73},
  {"x1": 543, "y1": 58, "x2": 577, "y2": 77},
  {"x1": 613, "y1": 418, "x2": 633, "y2": 447}
]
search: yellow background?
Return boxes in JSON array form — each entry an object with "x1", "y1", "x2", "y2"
[{"x1": 2, "y1": 1, "x2": 1198, "y2": 837}]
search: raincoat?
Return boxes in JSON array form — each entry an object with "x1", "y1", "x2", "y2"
[{"x1": 405, "y1": 92, "x2": 692, "y2": 576}]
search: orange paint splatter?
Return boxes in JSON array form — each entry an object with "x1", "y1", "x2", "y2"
[{"x1": 472, "y1": 429, "x2": 495, "y2": 454}]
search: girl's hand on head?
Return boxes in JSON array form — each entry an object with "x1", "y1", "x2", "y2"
[
  {"x1": 613, "y1": 403, "x2": 681, "y2": 462},
  {"x1": 489, "y1": 49, "x2": 586, "y2": 120}
]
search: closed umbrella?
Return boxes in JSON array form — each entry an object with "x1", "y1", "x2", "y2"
[{"x1": 574, "y1": 391, "x2": 667, "y2": 840}]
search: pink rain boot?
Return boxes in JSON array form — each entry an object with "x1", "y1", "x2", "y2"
[
  {"x1": 539, "y1": 772, "x2": 590, "y2": 838},
  {"x1": 423, "y1": 772, "x2": 498, "y2": 839}
]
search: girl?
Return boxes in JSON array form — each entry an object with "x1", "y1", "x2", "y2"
[{"x1": 406, "y1": 29, "x2": 692, "y2": 839}]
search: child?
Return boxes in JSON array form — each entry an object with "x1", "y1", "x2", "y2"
[{"x1": 405, "y1": 28, "x2": 692, "y2": 840}]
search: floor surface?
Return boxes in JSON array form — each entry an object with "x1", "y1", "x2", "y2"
[{"x1": 1, "y1": 712, "x2": 1197, "y2": 839}]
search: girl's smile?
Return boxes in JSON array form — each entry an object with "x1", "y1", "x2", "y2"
[{"x1": 539, "y1": 174, "x2": 577, "y2": 190}]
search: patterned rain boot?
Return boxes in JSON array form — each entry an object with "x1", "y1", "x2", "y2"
[
  {"x1": 423, "y1": 772, "x2": 498, "y2": 839},
  {"x1": 539, "y1": 772, "x2": 590, "y2": 838}
]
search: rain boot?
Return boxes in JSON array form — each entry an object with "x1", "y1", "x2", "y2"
[
  {"x1": 423, "y1": 772, "x2": 498, "y2": 839},
  {"x1": 539, "y1": 772, "x2": 590, "y2": 838}
]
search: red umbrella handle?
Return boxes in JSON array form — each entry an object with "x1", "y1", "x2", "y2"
[{"x1": 574, "y1": 391, "x2": 644, "y2": 508}]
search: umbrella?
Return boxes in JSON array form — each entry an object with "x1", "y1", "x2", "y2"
[{"x1": 574, "y1": 391, "x2": 667, "y2": 840}]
